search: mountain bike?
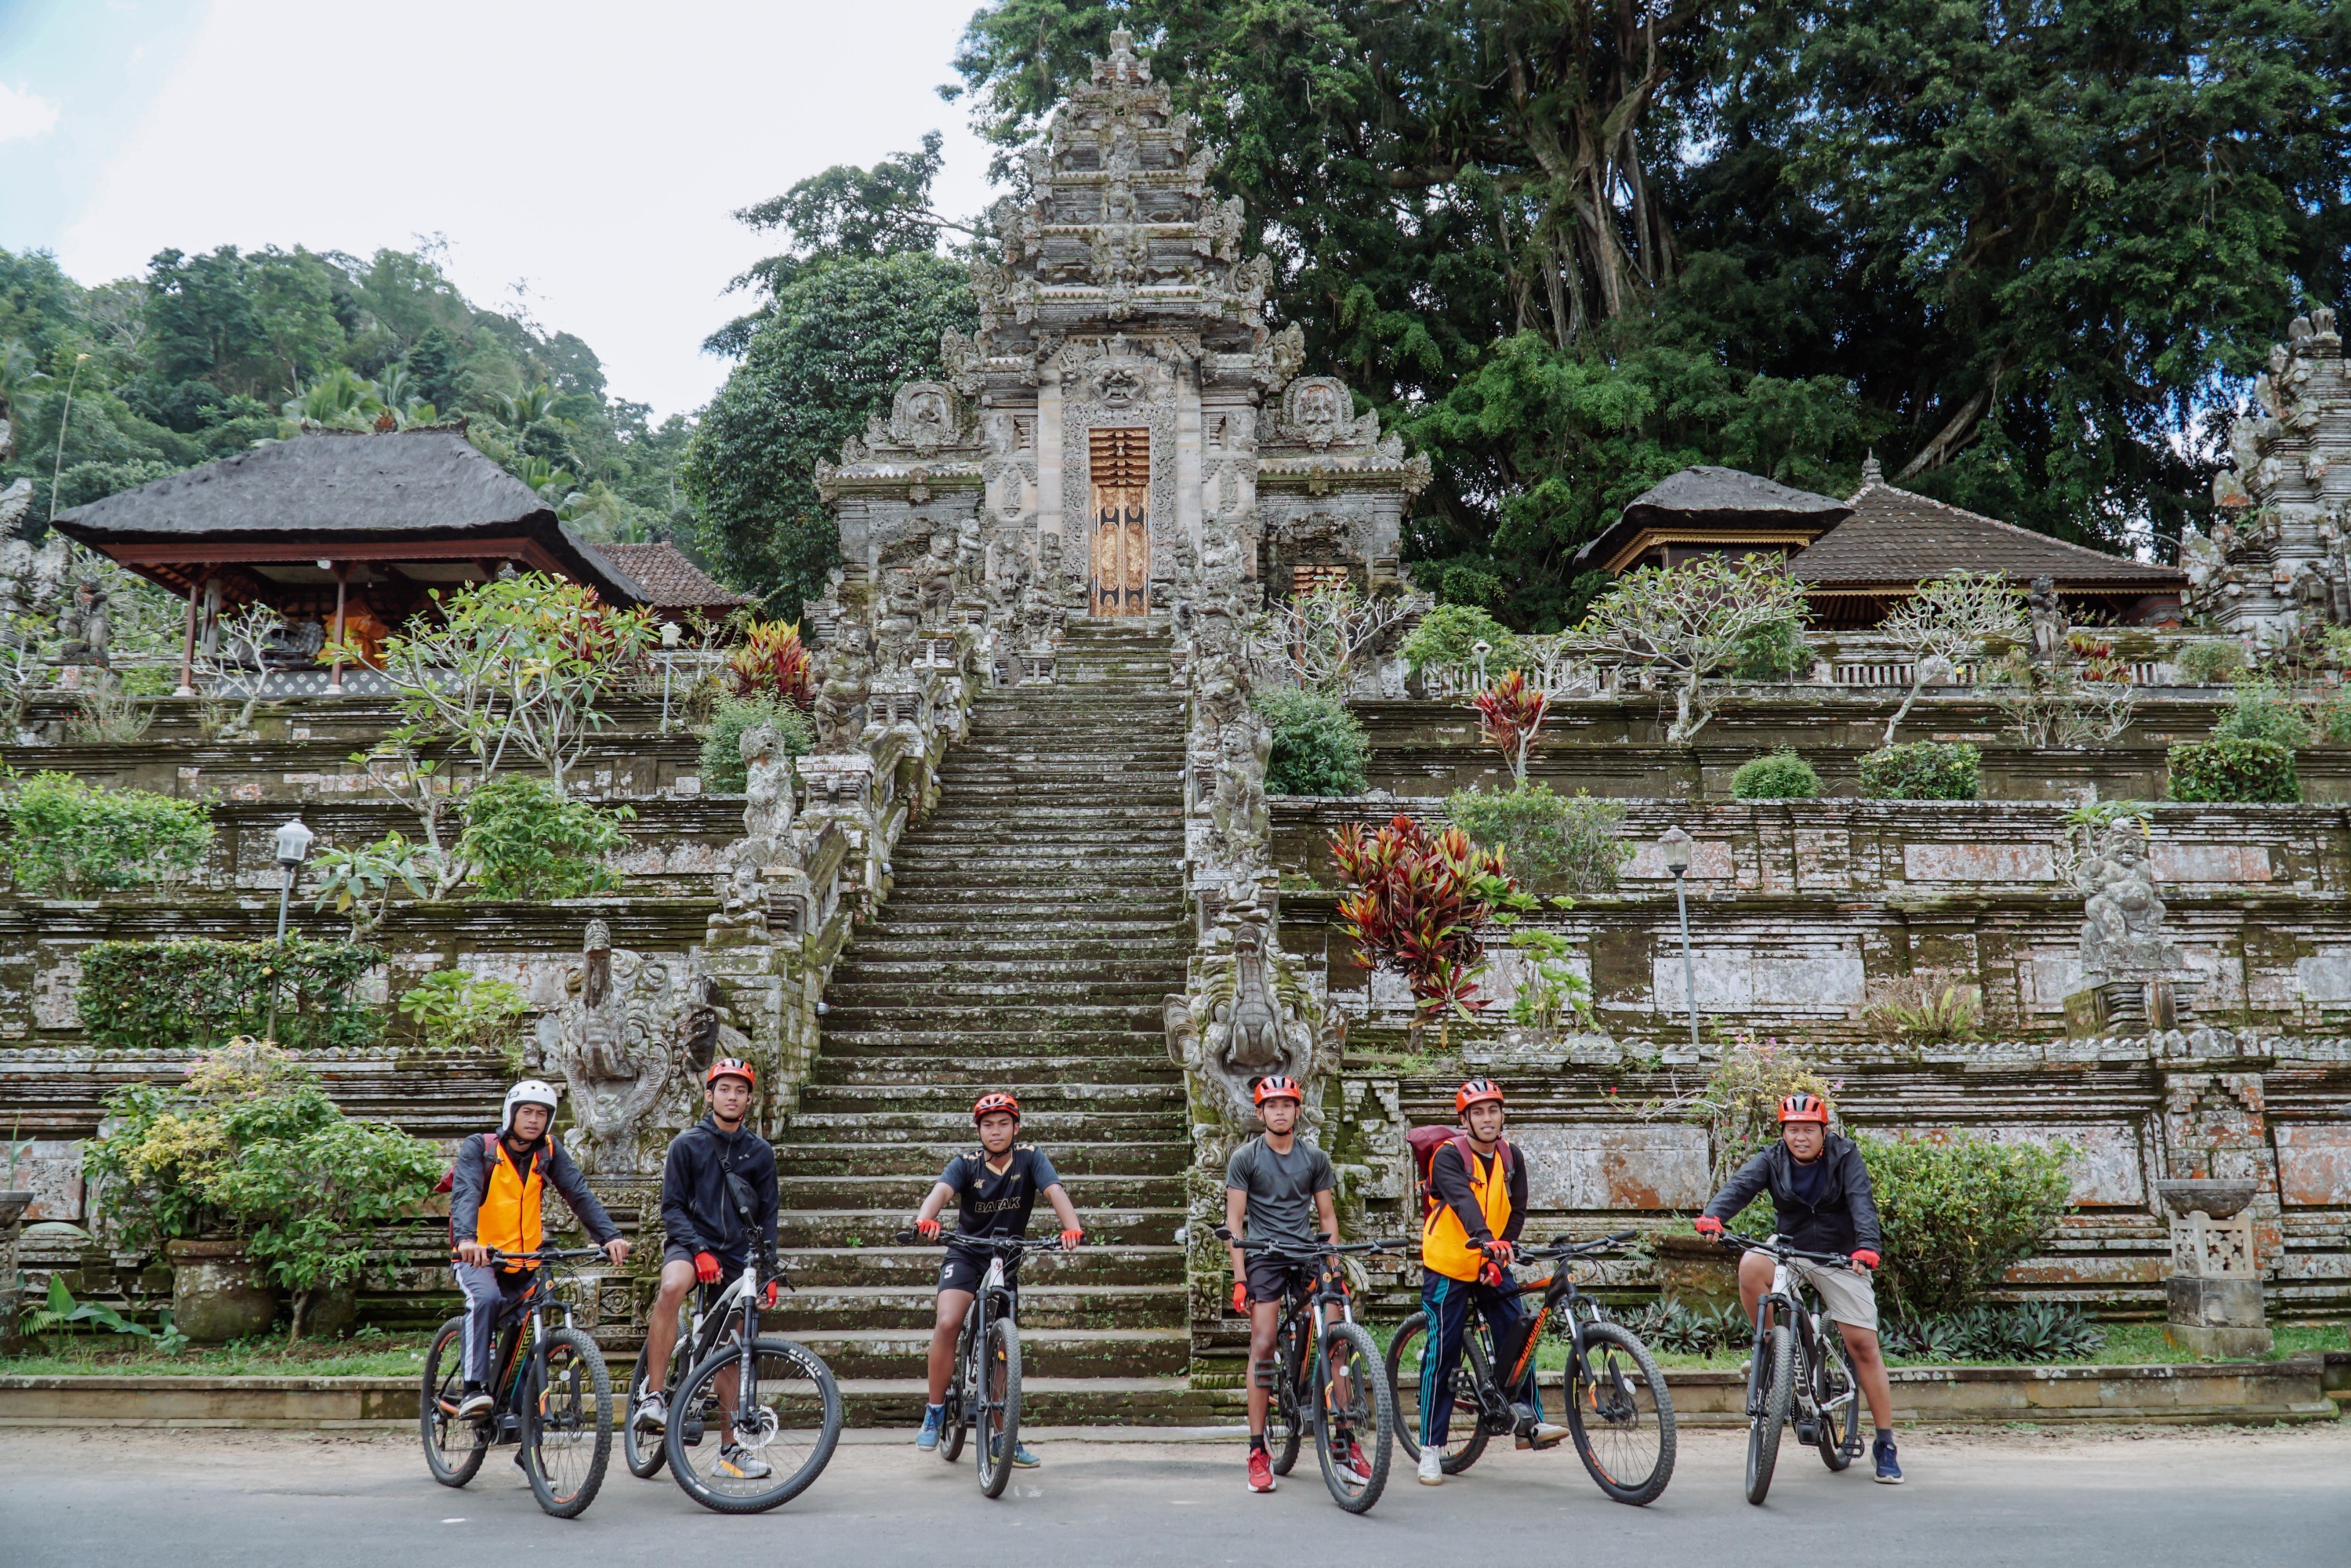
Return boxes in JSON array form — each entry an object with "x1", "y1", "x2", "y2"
[
  {"x1": 1216, "y1": 1226, "x2": 1403, "y2": 1514},
  {"x1": 1715, "y1": 1232, "x2": 1865, "y2": 1504},
  {"x1": 1388, "y1": 1232, "x2": 1676, "y2": 1506},
  {"x1": 896, "y1": 1230, "x2": 1068, "y2": 1498},
  {"x1": 657, "y1": 1254, "x2": 844, "y2": 1514},
  {"x1": 420, "y1": 1246, "x2": 613, "y2": 1518}
]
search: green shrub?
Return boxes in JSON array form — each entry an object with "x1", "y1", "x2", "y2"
[
  {"x1": 78, "y1": 938, "x2": 384, "y2": 1052},
  {"x1": 2167, "y1": 737, "x2": 2298, "y2": 802},
  {"x1": 1881, "y1": 1301, "x2": 2106, "y2": 1363},
  {"x1": 1447, "y1": 782, "x2": 1632, "y2": 895},
  {"x1": 2319, "y1": 692, "x2": 2351, "y2": 745},
  {"x1": 456, "y1": 776, "x2": 632, "y2": 899},
  {"x1": 1255, "y1": 688, "x2": 1370, "y2": 796},
  {"x1": 1863, "y1": 975, "x2": 1983, "y2": 1044},
  {"x1": 1853, "y1": 1131, "x2": 2073, "y2": 1319},
  {"x1": 1730, "y1": 750, "x2": 1821, "y2": 800},
  {"x1": 2170, "y1": 639, "x2": 2245, "y2": 685},
  {"x1": 1731, "y1": 619, "x2": 1812, "y2": 682},
  {"x1": 395, "y1": 969, "x2": 531, "y2": 1065},
  {"x1": 1398, "y1": 604, "x2": 1522, "y2": 677},
  {"x1": 1857, "y1": 741, "x2": 1981, "y2": 800},
  {"x1": 698, "y1": 694, "x2": 815, "y2": 793},
  {"x1": 2, "y1": 771, "x2": 215, "y2": 896},
  {"x1": 2210, "y1": 679, "x2": 2310, "y2": 748}
]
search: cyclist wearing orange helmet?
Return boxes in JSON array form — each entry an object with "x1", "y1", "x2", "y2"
[
  {"x1": 909, "y1": 1091, "x2": 1083, "y2": 1464},
  {"x1": 1696, "y1": 1091, "x2": 1901, "y2": 1483},
  {"x1": 633, "y1": 1058, "x2": 778, "y2": 1475}
]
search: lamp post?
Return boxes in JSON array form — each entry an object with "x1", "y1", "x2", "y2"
[
  {"x1": 658, "y1": 621, "x2": 682, "y2": 732},
  {"x1": 1659, "y1": 826, "x2": 1699, "y2": 1050},
  {"x1": 274, "y1": 817, "x2": 314, "y2": 941},
  {"x1": 1471, "y1": 638, "x2": 1492, "y2": 690}
]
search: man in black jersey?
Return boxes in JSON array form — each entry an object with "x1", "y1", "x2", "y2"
[{"x1": 909, "y1": 1091, "x2": 1083, "y2": 1464}]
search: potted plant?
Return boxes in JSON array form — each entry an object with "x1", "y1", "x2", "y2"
[{"x1": 82, "y1": 1038, "x2": 441, "y2": 1342}]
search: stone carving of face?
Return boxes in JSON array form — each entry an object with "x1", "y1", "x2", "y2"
[
  {"x1": 1099, "y1": 367, "x2": 1141, "y2": 407},
  {"x1": 910, "y1": 391, "x2": 945, "y2": 428}
]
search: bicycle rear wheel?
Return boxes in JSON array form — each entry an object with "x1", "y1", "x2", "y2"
[
  {"x1": 1814, "y1": 1332, "x2": 1861, "y2": 1472},
  {"x1": 974, "y1": 1317, "x2": 1021, "y2": 1499},
  {"x1": 1384, "y1": 1310, "x2": 1489, "y2": 1474},
  {"x1": 1312, "y1": 1322, "x2": 1393, "y2": 1513},
  {"x1": 1744, "y1": 1323, "x2": 1793, "y2": 1506},
  {"x1": 1266, "y1": 1325, "x2": 1306, "y2": 1476},
  {"x1": 1566, "y1": 1322, "x2": 1675, "y2": 1506},
  {"x1": 665, "y1": 1336, "x2": 842, "y2": 1514},
  {"x1": 419, "y1": 1316, "x2": 487, "y2": 1488},
  {"x1": 522, "y1": 1326, "x2": 611, "y2": 1518}
]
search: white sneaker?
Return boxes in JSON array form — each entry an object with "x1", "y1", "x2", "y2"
[
  {"x1": 1418, "y1": 1446, "x2": 1445, "y2": 1485},
  {"x1": 631, "y1": 1391, "x2": 667, "y2": 1433}
]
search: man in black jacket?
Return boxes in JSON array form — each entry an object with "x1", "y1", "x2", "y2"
[
  {"x1": 1696, "y1": 1092, "x2": 1902, "y2": 1483},
  {"x1": 632, "y1": 1058, "x2": 779, "y2": 1479}
]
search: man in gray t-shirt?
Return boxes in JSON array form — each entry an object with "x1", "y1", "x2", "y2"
[{"x1": 1224, "y1": 1074, "x2": 1351, "y2": 1494}]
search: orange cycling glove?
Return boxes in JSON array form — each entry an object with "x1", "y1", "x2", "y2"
[
  {"x1": 914, "y1": 1217, "x2": 941, "y2": 1240},
  {"x1": 694, "y1": 1251, "x2": 722, "y2": 1284},
  {"x1": 1231, "y1": 1280, "x2": 1249, "y2": 1314},
  {"x1": 1061, "y1": 1228, "x2": 1084, "y2": 1250}
]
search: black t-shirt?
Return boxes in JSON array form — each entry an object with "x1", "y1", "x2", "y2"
[
  {"x1": 938, "y1": 1146, "x2": 1061, "y2": 1238},
  {"x1": 1785, "y1": 1150, "x2": 1833, "y2": 1211}
]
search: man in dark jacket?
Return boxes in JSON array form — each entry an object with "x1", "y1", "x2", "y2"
[
  {"x1": 1696, "y1": 1092, "x2": 1902, "y2": 1483},
  {"x1": 448, "y1": 1079, "x2": 629, "y2": 1420},
  {"x1": 632, "y1": 1058, "x2": 779, "y2": 1479}
]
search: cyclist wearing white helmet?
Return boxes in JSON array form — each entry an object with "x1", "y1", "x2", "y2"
[{"x1": 447, "y1": 1079, "x2": 629, "y2": 1420}]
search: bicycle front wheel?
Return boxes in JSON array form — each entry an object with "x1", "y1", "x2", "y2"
[
  {"x1": 622, "y1": 1330, "x2": 677, "y2": 1479},
  {"x1": 419, "y1": 1315, "x2": 486, "y2": 1488},
  {"x1": 1385, "y1": 1310, "x2": 1489, "y2": 1474},
  {"x1": 1566, "y1": 1322, "x2": 1675, "y2": 1506},
  {"x1": 665, "y1": 1336, "x2": 843, "y2": 1514},
  {"x1": 522, "y1": 1326, "x2": 611, "y2": 1518},
  {"x1": 974, "y1": 1317, "x2": 1021, "y2": 1499},
  {"x1": 1815, "y1": 1332, "x2": 1861, "y2": 1472},
  {"x1": 1312, "y1": 1321, "x2": 1394, "y2": 1514},
  {"x1": 1744, "y1": 1323, "x2": 1793, "y2": 1506}
]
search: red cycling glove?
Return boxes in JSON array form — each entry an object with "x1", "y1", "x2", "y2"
[
  {"x1": 694, "y1": 1250, "x2": 722, "y2": 1285},
  {"x1": 1693, "y1": 1215, "x2": 1724, "y2": 1236},
  {"x1": 1850, "y1": 1249, "x2": 1880, "y2": 1272},
  {"x1": 761, "y1": 1279, "x2": 782, "y2": 1308},
  {"x1": 1061, "y1": 1228, "x2": 1084, "y2": 1250},
  {"x1": 1482, "y1": 1240, "x2": 1515, "y2": 1269},
  {"x1": 1231, "y1": 1280, "x2": 1250, "y2": 1314},
  {"x1": 914, "y1": 1217, "x2": 941, "y2": 1240}
]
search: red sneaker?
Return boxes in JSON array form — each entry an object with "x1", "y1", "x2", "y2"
[
  {"x1": 1337, "y1": 1441, "x2": 1370, "y2": 1483},
  {"x1": 1247, "y1": 1448, "x2": 1276, "y2": 1494}
]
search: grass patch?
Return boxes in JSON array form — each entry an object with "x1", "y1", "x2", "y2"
[{"x1": 2, "y1": 1329, "x2": 438, "y2": 1378}]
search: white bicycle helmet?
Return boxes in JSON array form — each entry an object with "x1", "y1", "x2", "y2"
[{"x1": 500, "y1": 1079, "x2": 561, "y2": 1135}]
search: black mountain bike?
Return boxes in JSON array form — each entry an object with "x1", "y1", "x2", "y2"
[
  {"x1": 655, "y1": 1255, "x2": 844, "y2": 1514},
  {"x1": 420, "y1": 1246, "x2": 613, "y2": 1518},
  {"x1": 1388, "y1": 1232, "x2": 1677, "y2": 1507},
  {"x1": 1717, "y1": 1233, "x2": 1865, "y2": 1504},
  {"x1": 1217, "y1": 1226, "x2": 1402, "y2": 1514},
  {"x1": 898, "y1": 1230, "x2": 1067, "y2": 1498}
]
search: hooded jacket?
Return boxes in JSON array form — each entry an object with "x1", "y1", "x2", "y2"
[
  {"x1": 659, "y1": 1114, "x2": 779, "y2": 1261},
  {"x1": 1701, "y1": 1134, "x2": 1882, "y2": 1257}
]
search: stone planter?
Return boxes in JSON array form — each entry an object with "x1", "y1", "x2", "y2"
[
  {"x1": 2153, "y1": 1179, "x2": 2259, "y2": 1221},
  {"x1": 165, "y1": 1240, "x2": 280, "y2": 1344},
  {"x1": 0, "y1": 1192, "x2": 29, "y2": 1356},
  {"x1": 1652, "y1": 1232, "x2": 1740, "y2": 1312}
]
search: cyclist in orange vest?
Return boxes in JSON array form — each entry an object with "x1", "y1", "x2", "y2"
[
  {"x1": 1415, "y1": 1078, "x2": 1566, "y2": 1486},
  {"x1": 448, "y1": 1080, "x2": 629, "y2": 1420}
]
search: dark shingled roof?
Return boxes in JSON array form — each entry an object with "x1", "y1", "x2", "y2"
[
  {"x1": 597, "y1": 543, "x2": 749, "y2": 612},
  {"x1": 1572, "y1": 465, "x2": 1851, "y2": 571},
  {"x1": 1793, "y1": 467, "x2": 2185, "y2": 591},
  {"x1": 53, "y1": 428, "x2": 647, "y2": 606}
]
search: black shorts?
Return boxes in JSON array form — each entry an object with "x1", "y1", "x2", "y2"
[
  {"x1": 1244, "y1": 1256, "x2": 1321, "y2": 1308},
  {"x1": 664, "y1": 1244, "x2": 749, "y2": 1282},
  {"x1": 938, "y1": 1245, "x2": 1022, "y2": 1297}
]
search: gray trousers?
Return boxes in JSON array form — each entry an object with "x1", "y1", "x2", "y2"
[{"x1": 454, "y1": 1264, "x2": 532, "y2": 1388}]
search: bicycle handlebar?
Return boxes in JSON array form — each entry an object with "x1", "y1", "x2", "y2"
[
  {"x1": 1525, "y1": 1229, "x2": 1638, "y2": 1259},
  {"x1": 1714, "y1": 1232, "x2": 1856, "y2": 1269},
  {"x1": 894, "y1": 1230, "x2": 1070, "y2": 1253},
  {"x1": 459, "y1": 1245, "x2": 608, "y2": 1265},
  {"x1": 1210, "y1": 1225, "x2": 1410, "y2": 1261}
]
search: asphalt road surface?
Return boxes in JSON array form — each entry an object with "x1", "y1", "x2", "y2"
[{"x1": 3, "y1": 1422, "x2": 2343, "y2": 1567}]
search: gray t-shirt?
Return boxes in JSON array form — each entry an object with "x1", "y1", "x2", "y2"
[{"x1": 1225, "y1": 1134, "x2": 1337, "y2": 1254}]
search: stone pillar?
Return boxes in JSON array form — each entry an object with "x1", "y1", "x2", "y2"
[
  {"x1": 0, "y1": 1190, "x2": 27, "y2": 1355},
  {"x1": 2155, "y1": 1179, "x2": 2271, "y2": 1357}
]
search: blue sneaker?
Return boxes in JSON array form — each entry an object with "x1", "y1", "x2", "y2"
[
  {"x1": 992, "y1": 1436, "x2": 1041, "y2": 1469},
  {"x1": 916, "y1": 1405, "x2": 945, "y2": 1451},
  {"x1": 1873, "y1": 1435, "x2": 1903, "y2": 1484}
]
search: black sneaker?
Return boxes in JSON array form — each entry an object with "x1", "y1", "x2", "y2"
[
  {"x1": 1873, "y1": 1435, "x2": 1903, "y2": 1484},
  {"x1": 455, "y1": 1386, "x2": 494, "y2": 1421}
]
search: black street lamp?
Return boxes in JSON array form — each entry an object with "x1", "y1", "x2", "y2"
[{"x1": 1659, "y1": 826, "x2": 1699, "y2": 1050}]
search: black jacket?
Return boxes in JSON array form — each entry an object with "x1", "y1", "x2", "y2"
[
  {"x1": 1428, "y1": 1138, "x2": 1528, "y2": 1248},
  {"x1": 1702, "y1": 1135, "x2": 1882, "y2": 1257},
  {"x1": 660, "y1": 1115, "x2": 779, "y2": 1261},
  {"x1": 448, "y1": 1131, "x2": 621, "y2": 1256}
]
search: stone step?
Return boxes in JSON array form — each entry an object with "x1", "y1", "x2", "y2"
[
  {"x1": 773, "y1": 1142, "x2": 1191, "y2": 1178},
  {"x1": 777, "y1": 1207, "x2": 1184, "y2": 1249},
  {"x1": 783, "y1": 1109, "x2": 1185, "y2": 1141},
  {"x1": 795, "y1": 1094, "x2": 1184, "y2": 1127},
  {"x1": 779, "y1": 1243, "x2": 1183, "y2": 1289},
  {"x1": 811, "y1": 1033, "x2": 1171, "y2": 1058},
  {"x1": 825, "y1": 960, "x2": 1189, "y2": 985},
  {"x1": 840, "y1": 934, "x2": 1190, "y2": 958},
  {"x1": 777, "y1": 1172, "x2": 1182, "y2": 1209},
  {"x1": 790, "y1": 1327, "x2": 1191, "y2": 1381},
  {"x1": 820, "y1": 986, "x2": 1179, "y2": 1012},
  {"x1": 772, "y1": 1283, "x2": 1187, "y2": 1332},
  {"x1": 873, "y1": 891, "x2": 1187, "y2": 913},
  {"x1": 820, "y1": 1004, "x2": 1176, "y2": 1032},
  {"x1": 813, "y1": 1055, "x2": 1181, "y2": 1085}
]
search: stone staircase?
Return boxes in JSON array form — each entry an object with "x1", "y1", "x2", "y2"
[{"x1": 772, "y1": 619, "x2": 1218, "y2": 1424}]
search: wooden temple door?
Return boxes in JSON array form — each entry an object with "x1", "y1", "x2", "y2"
[{"x1": 1088, "y1": 427, "x2": 1150, "y2": 616}]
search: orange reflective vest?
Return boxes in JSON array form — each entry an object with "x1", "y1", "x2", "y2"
[
  {"x1": 1421, "y1": 1138, "x2": 1513, "y2": 1283},
  {"x1": 475, "y1": 1137, "x2": 546, "y2": 1269}
]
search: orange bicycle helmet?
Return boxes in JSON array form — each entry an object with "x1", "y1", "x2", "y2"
[
  {"x1": 706, "y1": 1058, "x2": 756, "y2": 1090},
  {"x1": 1455, "y1": 1077, "x2": 1506, "y2": 1116},
  {"x1": 1254, "y1": 1075, "x2": 1303, "y2": 1105},
  {"x1": 1778, "y1": 1091, "x2": 1829, "y2": 1125},
  {"x1": 971, "y1": 1091, "x2": 1021, "y2": 1124}
]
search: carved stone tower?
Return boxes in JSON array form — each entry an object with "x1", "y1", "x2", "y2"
[{"x1": 818, "y1": 30, "x2": 1428, "y2": 624}]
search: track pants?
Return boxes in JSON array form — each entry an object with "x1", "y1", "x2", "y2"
[
  {"x1": 1418, "y1": 1269, "x2": 1540, "y2": 1447},
  {"x1": 454, "y1": 1264, "x2": 533, "y2": 1388}
]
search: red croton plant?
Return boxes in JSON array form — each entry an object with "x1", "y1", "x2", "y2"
[
  {"x1": 1471, "y1": 669, "x2": 1549, "y2": 785},
  {"x1": 728, "y1": 619, "x2": 815, "y2": 706},
  {"x1": 1330, "y1": 814, "x2": 1533, "y2": 1034}
]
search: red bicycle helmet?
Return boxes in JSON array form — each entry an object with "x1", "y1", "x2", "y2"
[
  {"x1": 1455, "y1": 1077, "x2": 1506, "y2": 1116},
  {"x1": 1254, "y1": 1075, "x2": 1303, "y2": 1105},
  {"x1": 1778, "y1": 1091, "x2": 1829, "y2": 1125},
  {"x1": 971, "y1": 1091, "x2": 1021, "y2": 1124},
  {"x1": 706, "y1": 1057, "x2": 756, "y2": 1091}
]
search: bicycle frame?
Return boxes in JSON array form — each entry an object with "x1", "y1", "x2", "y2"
[
  {"x1": 1447, "y1": 1232, "x2": 1633, "y2": 1432},
  {"x1": 470, "y1": 1249, "x2": 593, "y2": 1440},
  {"x1": 1738, "y1": 1240, "x2": 1857, "y2": 1436}
]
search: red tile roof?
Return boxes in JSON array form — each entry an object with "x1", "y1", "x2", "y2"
[{"x1": 595, "y1": 542, "x2": 750, "y2": 612}]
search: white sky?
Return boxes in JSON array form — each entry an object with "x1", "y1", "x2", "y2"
[{"x1": 0, "y1": 0, "x2": 1003, "y2": 417}]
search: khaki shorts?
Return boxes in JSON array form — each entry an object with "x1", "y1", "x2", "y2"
[{"x1": 1790, "y1": 1258, "x2": 1879, "y2": 1334}]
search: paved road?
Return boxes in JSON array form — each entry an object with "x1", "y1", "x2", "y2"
[{"x1": 3, "y1": 1423, "x2": 2344, "y2": 1566}]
